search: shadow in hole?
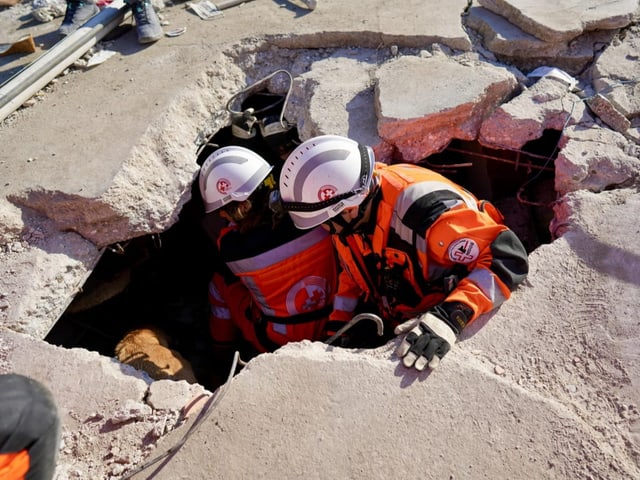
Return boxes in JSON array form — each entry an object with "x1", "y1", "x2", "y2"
[{"x1": 45, "y1": 194, "x2": 221, "y2": 391}]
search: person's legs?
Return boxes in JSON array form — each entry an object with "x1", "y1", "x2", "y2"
[
  {"x1": 125, "y1": 0, "x2": 163, "y2": 44},
  {"x1": 58, "y1": 0, "x2": 100, "y2": 36},
  {"x1": 0, "y1": 374, "x2": 61, "y2": 480}
]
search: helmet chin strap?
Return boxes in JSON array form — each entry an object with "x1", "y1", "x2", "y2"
[
  {"x1": 332, "y1": 186, "x2": 377, "y2": 237},
  {"x1": 326, "y1": 213, "x2": 350, "y2": 234}
]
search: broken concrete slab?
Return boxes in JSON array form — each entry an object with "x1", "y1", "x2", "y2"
[
  {"x1": 0, "y1": 327, "x2": 209, "y2": 479},
  {"x1": 0, "y1": 1, "x2": 640, "y2": 478},
  {"x1": 589, "y1": 24, "x2": 640, "y2": 140},
  {"x1": 0, "y1": 0, "x2": 481, "y2": 345},
  {"x1": 136, "y1": 185, "x2": 640, "y2": 480},
  {"x1": 5, "y1": 92, "x2": 211, "y2": 248},
  {"x1": 288, "y1": 52, "x2": 381, "y2": 146},
  {"x1": 465, "y1": 6, "x2": 618, "y2": 75},
  {"x1": 266, "y1": 0, "x2": 473, "y2": 52},
  {"x1": 479, "y1": 73, "x2": 640, "y2": 196},
  {"x1": 477, "y1": 0, "x2": 639, "y2": 43},
  {"x1": 479, "y1": 75, "x2": 585, "y2": 149},
  {"x1": 591, "y1": 26, "x2": 640, "y2": 118},
  {"x1": 375, "y1": 51, "x2": 519, "y2": 161},
  {"x1": 0, "y1": 223, "x2": 97, "y2": 338},
  {"x1": 555, "y1": 124, "x2": 640, "y2": 194},
  {"x1": 586, "y1": 93, "x2": 632, "y2": 134}
]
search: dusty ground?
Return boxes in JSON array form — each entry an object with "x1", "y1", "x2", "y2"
[{"x1": 1, "y1": 1, "x2": 640, "y2": 479}]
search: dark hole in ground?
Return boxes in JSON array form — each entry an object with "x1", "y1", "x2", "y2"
[
  {"x1": 45, "y1": 185, "x2": 225, "y2": 391},
  {"x1": 45, "y1": 130, "x2": 560, "y2": 391},
  {"x1": 422, "y1": 130, "x2": 560, "y2": 252}
]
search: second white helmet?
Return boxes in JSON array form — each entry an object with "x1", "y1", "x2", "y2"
[
  {"x1": 277, "y1": 135, "x2": 375, "y2": 229},
  {"x1": 199, "y1": 145, "x2": 273, "y2": 213}
]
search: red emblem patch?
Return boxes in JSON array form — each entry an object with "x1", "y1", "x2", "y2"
[
  {"x1": 318, "y1": 185, "x2": 337, "y2": 201},
  {"x1": 216, "y1": 178, "x2": 231, "y2": 194},
  {"x1": 286, "y1": 276, "x2": 328, "y2": 315},
  {"x1": 447, "y1": 238, "x2": 480, "y2": 264}
]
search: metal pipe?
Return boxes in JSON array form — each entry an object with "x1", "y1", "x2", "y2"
[
  {"x1": 216, "y1": 0, "x2": 254, "y2": 9},
  {"x1": 325, "y1": 313, "x2": 384, "y2": 346},
  {"x1": 0, "y1": 0, "x2": 131, "y2": 123}
]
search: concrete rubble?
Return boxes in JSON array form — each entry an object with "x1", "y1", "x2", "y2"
[{"x1": 0, "y1": 0, "x2": 639, "y2": 478}]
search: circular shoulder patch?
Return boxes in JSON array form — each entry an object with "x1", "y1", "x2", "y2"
[
  {"x1": 447, "y1": 238, "x2": 480, "y2": 264},
  {"x1": 285, "y1": 276, "x2": 328, "y2": 315}
]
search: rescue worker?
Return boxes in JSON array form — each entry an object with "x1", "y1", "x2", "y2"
[
  {"x1": 198, "y1": 145, "x2": 351, "y2": 370},
  {"x1": 0, "y1": 373, "x2": 61, "y2": 480},
  {"x1": 271, "y1": 135, "x2": 529, "y2": 371}
]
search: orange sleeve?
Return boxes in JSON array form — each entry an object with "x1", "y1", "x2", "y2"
[
  {"x1": 0, "y1": 451, "x2": 29, "y2": 480},
  {"x1": 427, "y1": 208, "x2": 528, "y2": 321}
]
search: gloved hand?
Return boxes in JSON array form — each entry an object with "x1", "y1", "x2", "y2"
[{"x1": 394, "y1": 312, "x2": 458, "y2": 371}]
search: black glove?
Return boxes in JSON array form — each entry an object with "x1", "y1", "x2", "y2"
[{"x1": 394, "y1": 303, "x2": 472, "y2": 371}]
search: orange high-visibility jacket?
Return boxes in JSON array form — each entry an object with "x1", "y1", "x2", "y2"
[
  {"x1": 209, "y1": 225, "x2": 344, "y2": 352},
  {"x1": 0, "y1": 451, "x2": 29, "y2": 480},
  {"x1": 330, "y1": 162, "x2": 529, "y2": 326}
]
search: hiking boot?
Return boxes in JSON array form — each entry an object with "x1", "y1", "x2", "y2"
[
  {"x1": 127, "y1": 0, "x2": 163, "y2": 44},
  {"x1": 58, "y1": 0, "x2": 100, "y2": 36}
]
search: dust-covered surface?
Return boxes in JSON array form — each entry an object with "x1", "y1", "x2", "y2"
[
  {"x1": 0, "y1": 328, "x2": 211, "y2": 479},
  {"x1": 1, "y1": 0, "x2": 640, "y2": 478}
]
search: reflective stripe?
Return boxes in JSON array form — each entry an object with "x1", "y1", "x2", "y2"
[
  {"x1": 226, "y1": 227, "x2": 329, "y2": 273},
  {"x1": 208, "y1": 281, "x2": 224, "y2": 302},
  {"x1": 272, "y1": 324, "x2": 288, "y2": 335},
  {"x1": 242, "y1": 275, "x2": 273, "y2": 316},
  {"x1": 333, "y1": 294, "x2": 359, "y2": 313},
  {"x1": 391, "y1": 181, "x2": 477, "y2": 245},
  {"x1": 209, "y1": 280, "x2": 232, "y2": 319},
  {"x1": 466, "y1": 268, "x2": 507, "y2": 307},
  {"x1": 210, "y1": 305, "x2": 231, "y2": 320}
]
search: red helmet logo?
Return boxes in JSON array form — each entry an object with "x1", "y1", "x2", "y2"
[
  {"x1": 318, "y1": 185, "x2": 337, "y2": 201},
  {"x1": 216, "y1": 178, "x2": 231, "y2": 194}
]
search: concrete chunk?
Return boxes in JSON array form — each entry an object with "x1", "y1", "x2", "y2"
[
  {"x1": 465, "y1": 6, "x2": 618, "y2": 75},
  {"x1": 586, "y1": 93, "x2": 632, "y2": 134},
  {"x1": 590, "y1": 25, "x2": 640, "y2": 120},
  {"x1": 479, "y1": 76, "x2": 587, "y2": 149},
  {"x1": 288, "y1": 54, "x2": 381, "y2": 147},
  {"x1": 375, "y1": 53, "x2": 518, "y2": 161},
  {"x1": 555, "y1": 125, "x2": 640, "y2": 194},
  {"x1": 478, "y1": 0, "x2": 639, "y2": 43}
]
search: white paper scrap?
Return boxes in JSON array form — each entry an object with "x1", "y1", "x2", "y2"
[
  {"x1": 85, "y1": 49, "x2": 117, "y2": 68},
  {"x1": 187, "y1": 0, "x2": 224, "y2": 20}
]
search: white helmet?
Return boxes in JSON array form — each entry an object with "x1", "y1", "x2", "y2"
[
  {"x1": 277, "y1": 135, "x2": 375, "y2": 229},
  {"x1": 199, "y1": 145, "x2": 273, "y2": 213}
]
